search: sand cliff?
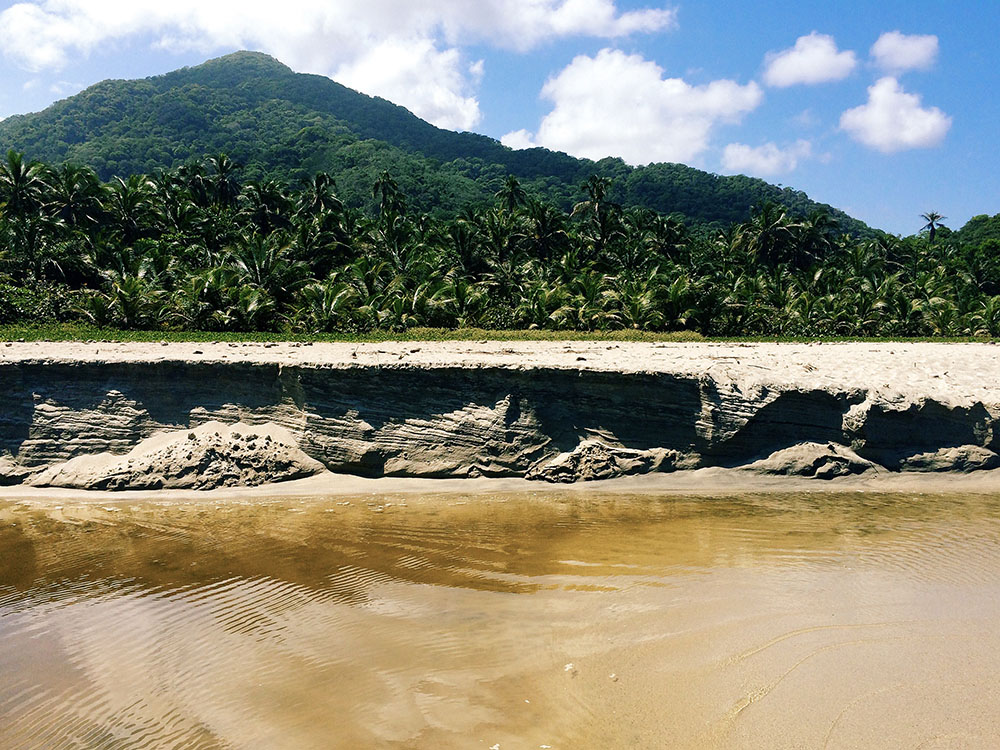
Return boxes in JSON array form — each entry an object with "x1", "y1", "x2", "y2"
[{"x1": 1, "y1": 340, "x2": 999, "y2": 491}]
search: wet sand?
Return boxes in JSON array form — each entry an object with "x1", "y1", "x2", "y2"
[
  {"x1": 3, "y1": 490, "x2": 1000, "y2": 748},
  {"x1": 6, "y1": 464, "x2": 1000, "y2": 507}
]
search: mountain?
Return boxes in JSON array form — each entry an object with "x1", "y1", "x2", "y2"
[{"x1": 0, "y1": 51, "x2": 872, "y2": 234}]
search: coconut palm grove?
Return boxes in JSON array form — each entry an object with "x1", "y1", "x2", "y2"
[
  {"x1": 2, "y1": 149, "x2": 998, "y2": 337},
  {"x1": 0, "y1": 53, "x2": 997, "y2": 338}
]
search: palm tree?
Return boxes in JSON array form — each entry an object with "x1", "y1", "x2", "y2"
[
  {"x1": 296, "y1": 172, "x2": 342, "y2": 219},
  {"x1": 572, "y1": 175, "x2": 622, "y2": 260},
  {"x1": 206, "y1": 154, "x2": 241, "y2": 210},
  {"x1": 292, "y1": 278, "x2": 359, "y2": 332},
  {"x1": 241, "y1": 179, "x2": 292, "y2": 234},
  {"x1": 921, "y1": 212, "x2": 947, "y2": 244},
  {"x1": 735, "y1": 202, "x2": 802, "y2": 268},
  {"x1": 970, "y1": 295, "x2": 1000, "y2": 338},
  {"x1": 524, "y1": 200, "x2": 569, "y2": 263},
  {"x1": 495, "y1": 175, "x2": 527, "y2": 214},
  {"x1": 0, "y1": 150, "x2": 48, "y2": 218},
  {"x1": 104, "y1": 175, "x2": 152, "y2": 246},
  {"x1": 372, "y1": 171, "x2": 405, "y2": 218},
  {"x1": 225, "y1": 231, "x2": 310, "y2": 305},
  {"x1": 44, "y1": 163, "x2": 104, "y2": 229},
  {"x1": 572, "y1": 175, "x2": 613, "y2": 223}
]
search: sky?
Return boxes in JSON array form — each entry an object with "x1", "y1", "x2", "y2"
[{"x1": 0, "y1": 0, "x2": 996, "y2": 235}]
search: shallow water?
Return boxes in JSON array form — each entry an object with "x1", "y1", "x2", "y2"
[{"x1": 2, "y1": 491, "x2": 1000, "y2": 749}]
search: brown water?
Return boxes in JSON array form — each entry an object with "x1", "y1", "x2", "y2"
[{"x1": 2, "y1": 492, "x2": 1000, "y2": 749}]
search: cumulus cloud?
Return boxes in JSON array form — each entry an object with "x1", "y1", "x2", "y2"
[
  {"x1": 840, "y1": 77, "x2": 951, "y2": 153},
  {"x1": 0, "y1": 0, "x2": 676, "y2": 131},
  {"x1": 721, "y1": 140, "x2": 812, "y2": 176},
  {"x1": 501, "y1": 129, "x2": 539, "y2": 150},
  {"x1": 504, "y1": 49, "x2": 762, "y2": 165},
  {"x1": 335, "y1": 39, "x2": 483, "y2": 131},
  {"x1": 763, "y1": 32, "x2": 857, "y2": 87},
  {"x1": 871, "y1": 31, "x2": 939, "y2": 73}
]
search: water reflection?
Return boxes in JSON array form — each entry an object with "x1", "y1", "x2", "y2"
[{"x1": 2, "y1": 492, "x2": 1000, "y2": 748}]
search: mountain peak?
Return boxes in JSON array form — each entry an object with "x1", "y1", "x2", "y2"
[
  {"x1": 163, "y1": 50, "x2": 294, "y2": 86},
  {"x1": 196, "y1": 50, "x2": 291, "y2": 72},
  {"x1": 0, "y1": 52, "x2": 872, "y2": 234}
]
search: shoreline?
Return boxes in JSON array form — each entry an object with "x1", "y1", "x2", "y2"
[{"x1": 6, "y1": 466, "x2": 1000, "y2": 507}]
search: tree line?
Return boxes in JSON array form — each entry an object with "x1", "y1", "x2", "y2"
[{"x1": 1, "y1": 150, "x2": 998, "y2": 337}]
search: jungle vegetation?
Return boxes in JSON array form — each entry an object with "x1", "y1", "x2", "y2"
[{"x1": 1, "y1": 149, "x2": 999, "y2": 338}]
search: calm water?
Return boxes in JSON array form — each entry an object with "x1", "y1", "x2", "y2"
[{"x1": 2, "y1": 491, "x2": 1000, "y2": 749}]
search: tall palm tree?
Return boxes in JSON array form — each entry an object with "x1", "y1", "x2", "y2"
[
  {"x1": 296, "y1": 172, "x2": 342, "y2": 219},
  {"x1": 240, "y1": 179, "x2": 291, "y2": 235},
  {"x1": 495, "y1": 175, "x2": 527, "y2": 214},
  {"x1": 524, "y1": 200, "x2": 569, "y2": 263},
  {"x1": 921, "y1": 211, "x2": 947, "y2": 244},
  {"x1": 104, "y1": 175, "x2": 152, "y2": 246},
  {"x1": 372, "y1": 171, "x2": 405, "y2": 218},
  {"x1": 206, "y1": 154, "x2": 241, "y2": 210},
  {"x1": 572, "y1": 175, "x2": 613, "y2": 223},
  {"x1": 44, "y1": 163, "x2": 104, "y2": 229},
  {"x1": 0, "y1": 150, "x2": 48, "y2": 218},
  {"x1": 735, "y1": 202, "x2": 802, "y2": 268}
]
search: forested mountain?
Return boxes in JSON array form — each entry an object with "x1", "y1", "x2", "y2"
[
  {"x1": 0, "y1": 51, "x2": 869, "y2": 234},
  {"x1": 4, "y1": 52, "x2": 997, "y2": 340}
]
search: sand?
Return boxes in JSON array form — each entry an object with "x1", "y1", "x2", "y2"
[
  {"x1": 3, "y1": 340, "x2": 1000, "y2": 500},
  {"x1": 1, "y1": 339, "x2": 996, "y2": 403}
]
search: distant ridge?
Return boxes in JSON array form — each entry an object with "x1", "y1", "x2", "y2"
[{"x1": 0, "y1": 51, "x2": 873, "y2": 233}]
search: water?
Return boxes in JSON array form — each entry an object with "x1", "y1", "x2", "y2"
[{"x1": 2, "y1": 491, "x2": 1000, "y2": 749}]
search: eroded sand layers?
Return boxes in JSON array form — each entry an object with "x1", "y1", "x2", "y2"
[{"x1": 1, "y1": 342, "x2": 999, "y2": 490}]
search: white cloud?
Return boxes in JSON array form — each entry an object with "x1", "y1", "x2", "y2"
[
  {"x1": 840, "y1": 77, "x2": 951, "y2": 153},
  {"x1": 721, "y1": 140, "x2": 812, "y2": 176},
  {"x1": 871, "y1": 31, "x2": 939, "y2": 73},
  {"x1": 438, "y1": 0, "x2": 677, "y2": 50},
  {"x1": 335, "y1": 39, "x2": 483, "y2": 131},
  {"x1": 0, "y1": 0, "x2": 676, "y2": 131},
  {"x1": 49, "y1": 80, "x2": 84, "y2": 97},
  {"x1": 763, "y1": 32, "x2": 857, "y2": 87},
  {"x1": 508, "y1": 49, "x2": 762, "y2": 165},
  {"x1": 501, "y1": 129, "x2": 539, "y2": 150}
]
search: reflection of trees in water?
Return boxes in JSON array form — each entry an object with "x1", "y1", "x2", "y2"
[{"x1": 4, "y1": 493, "x2": 998, "y2": 600}]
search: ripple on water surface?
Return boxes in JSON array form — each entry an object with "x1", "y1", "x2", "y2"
[{"x1": 2, "y1": 491, "x2": 1000, "y2": 749}]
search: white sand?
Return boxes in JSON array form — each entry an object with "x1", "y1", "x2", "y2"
[{"x1": 2, "y1": 339, "x2": 998, "y2": 403}]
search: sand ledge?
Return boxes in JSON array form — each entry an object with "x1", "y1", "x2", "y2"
[{"x1": 2, "y1": 341, "x2": 999, "y2": 493}]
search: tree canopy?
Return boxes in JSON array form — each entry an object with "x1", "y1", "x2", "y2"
[{"x1": 0, "y1": 152, "x2": 996, "y2": 339}]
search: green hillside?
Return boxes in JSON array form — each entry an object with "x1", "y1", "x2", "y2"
[{"x1": 0, "y1": 51, "x2": 870, "y2": 234}]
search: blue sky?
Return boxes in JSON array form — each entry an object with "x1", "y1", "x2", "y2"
[{"x1": 0, "y1": 0, "x2": 995, "y2": 235}]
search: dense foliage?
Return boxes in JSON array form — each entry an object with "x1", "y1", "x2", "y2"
[
  {"x1": 0, "y1": 51, "x2": 869, "y2": 235},
  {"x1": 0, "y1": 150, "x2": 997, "y2": 338}
]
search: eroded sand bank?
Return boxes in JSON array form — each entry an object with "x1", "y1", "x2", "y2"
[{"x1": 2, "y1": 340, "x2": 1000, "y2": 497}]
